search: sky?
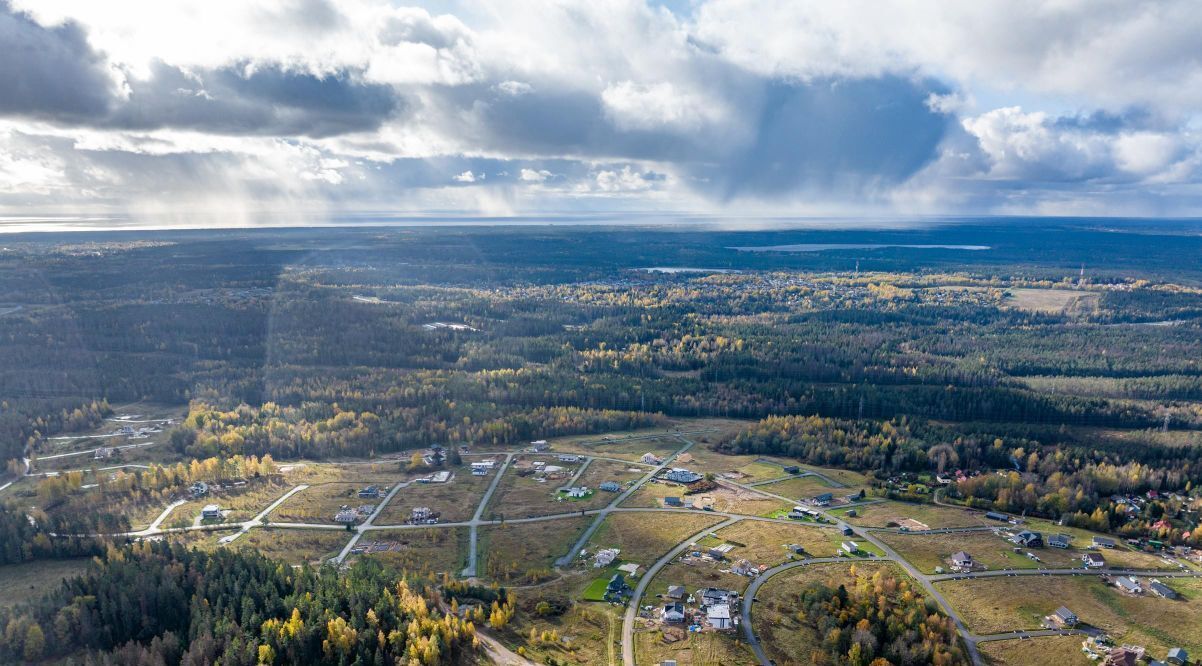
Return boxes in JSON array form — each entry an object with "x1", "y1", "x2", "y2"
[{"x1": 1, "y1": 0, "x2": 1201, "y2": 227}]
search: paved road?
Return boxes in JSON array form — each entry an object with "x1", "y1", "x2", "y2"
[
  {"x1": 740, "y1": 557, "x2": 858, "y2": 663},
  {"x1": 556, "y1": 435, "x2": 696, "y2": 567},
  {"x1": 220, "y1": 484, "x2": 309, "y2": 545},
  {"x1": 36, "y1": 440, "x2": 158, "y2": 461},
  {"x1": 333, "y1": 479, "x2": 412, "y2": 564},
  {"x1": 621, "y1": 516, "x2": 741, "y2": 666},
  {"x1": 931, "y1": 567, "x2": 1202, "y2": 582},
  {"x1": 462, "y1": 453, "x2": 514, "y2": 577}
]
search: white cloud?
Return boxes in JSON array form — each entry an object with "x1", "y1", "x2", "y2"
[
  {"x1": 453, "y1": 170, "x2": 479, "y2": 183},
  {"x1": 519, "y1": 168, "x2": 551, "y2": 182}
]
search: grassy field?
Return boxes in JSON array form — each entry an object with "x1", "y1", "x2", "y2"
[
  {"x1": 577, "y1": 458, "x2": 648, "y2": 492},
  {"x1": 0, "y1": 558, "x2": 93, "y2": 609},
  {"x1": 349, "y1": 527, "x2": 469, "y2": 577},
  {"x1": 619, "y1": 481, "x2": 790, "y2": 516},
  {"x1": 633, "y1": 625, "x2": 758, "y2": 666},
  {"x1": 673, "y1": 447, "x2": 795, "y2": 483},
  {"x1": 979, "y1": 635, "x2": 1091, "y2": 665},
  {"x1": 752, "y1": 475, "x2": 842, "y2": 501},
  {"x1": 229, "y1": 527, "x2": 350, "y2": 566},
  {"x1": 937, "y1": 575, "x2": 1202, "y2": 656},
  {"x1": 1018, "y1": 518, "x2": 1187, "y2": 570},
  {"x1": 480, "y1": 516, "x2": 593, "y2": 583},
  {"x1": 484, "y1": 457, "x2": 605, "y2": 518},
  {"x1": 375, "y1": 472, "x2": 492, "y2": 524},
  {"x1": 876, "y1": 530, "x2": 1055, "y2": 573},
  {"x1": 500, "y1": 574, "x2": 626, "y2": 666},
  {"x1": 547, "y1": 432, "x2": 687, "y2": 463},
  {"x1": 1003, "y1": 288, "x2": 1100, "y2": 314},
  {"x1": 269, "y1": 482, "x2": 389, "y2": 524},
  {"x1": 585, "y1": 512, "x2": 726, "y2": 568},
  {"x1": 710, "y1": 519, "x2": 843, "y2": 562},
  {"x1": 162, "y1": 477, "x2": 296, "y2": 528},
  {"x1": 750, "y1": 562, "x2": 902, "y2": 666},
  {"x1": 829, "y1": 499, "x2": 993, "y2": 529}
]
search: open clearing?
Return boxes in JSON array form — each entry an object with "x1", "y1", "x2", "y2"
[
  {"x1": 876, "y1": 530, "x2": 1068, "y2": 573},
  {"x1": 750, "y1": 562, "x2": 903, "y2": 666},
  {"x1": 633, "y1": 624, "x2": 757, "y2": 666},
  {"x1": 350, "y1": 527, "x2": 469, "y2": 577},
  {"x1": 1003, "y1": 287, "x2": 1100, "y2": 314},
  {"x1": 484, "y1": 456, "x2": 604, "y2": 518},
  {"x1": 979, "y1": 635, "x2": 1089, "y2": 665},
  {"x1": 937, "y1": 575, "x2": 1202, "y2": 656},
  {"x1": 829, "y1": 499, "x2": 993, "y2": 529},
  {"x1": 376, "y1": 471, "x2": 491, "y2": 525},
  {"x1": 619, "y1": 480, "x2": 789, "y2": 516},
  {"x1": 585, "y1": 512, "x2": 726, "y2": 569},
  {"x1": 270, "y1": 482, "x2": 394, "y2": 524},
  {"x1": 230, "y1": 528, "x2": 350, "y2": 566},
  {"x1": 480, "y1": 516, "x2": 593, "y2": 583},
  {"x1": 0, "y1": 558, "x2": 93, "y2": 609}
]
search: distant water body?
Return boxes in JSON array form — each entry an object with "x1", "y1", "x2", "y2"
[{"x1": 730, "y1": 243, "x2": 991, "y2": 252}]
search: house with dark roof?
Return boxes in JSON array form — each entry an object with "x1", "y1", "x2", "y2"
[
  {"x1": 985, "y1": 511, "x2": 1009, "y2": 521},
  {"x1": 1093, "y1": 536, "x2": 1116, "y2": 548},
  {"x1": 664, "y1": 468, "x2": 703, "y2": 484},
  {"x1": 1082, "y1": 552, "x2": 1105, "y2": 568},
  {"x1": 604, "y1": 574, "x2": 631, "y2": 601},
  {"x1": 599, "y1": 481, "x2": 621, "y2": 492},
  {"x1": 1051, "y1": 606, "x2": 1078, "y2": 627},
  {"x1": 665, "y1": 585, "x2": 686, "y2": 600},
  {"x1": 699, "y1": 588, "x2": 736, "y2": 608},
  {"x1": 1149, "y1": 580, "x2": 1178, "y2": 599},
  {"x1": 663, "y1": 496, "x2": 683, "y2": 507},
  {"x1": 782, "y1": 465, "x2": 800, "y2": 475},
  {"x1": 811, "y1": 492, "x2": 833, "y2": 506},
  {"x1": 1167, "y1": 647, "x2": 1188, "y2": 665},
  {"x1": 951, "y1": 551, "x2": 973, "y2": 570},
  {"x1": 661, "y1": 602, "x2": 685, "y2": 623},
  {"x1": 1012, "y1": 530, "x2": 1043, "y2": 547},
  {"x1": 1047, "y1": 533, "x2": 1071, "y2": 549}
]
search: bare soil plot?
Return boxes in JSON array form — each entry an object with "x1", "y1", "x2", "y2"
[
  {"x1": 375, "y1": 472, "x2": 492, "y2": 525},
  {"x1": 584, "y1": 512, "x2": 725, "y2": 569},
  {"x1": 829, "y1": 499, "x2": 993, "y2": 529},
  {"x1": 937, "y1": 576, "x2": 1202, "y2": 656},
  {"x1": 0, "y1": 558, "x2": 93, "y2": 609},
  {"x1": 750, "y1": 562, "x2": 904, "y2": 666},
  {"x1": 979, "y1": 635, "x2": 1090, "y2": 666},
  {"x1": 350, "y1": 527, "x2": 469, "y2": 577},
  {"x1": 480, "y1": 516, "x2": 593, "y2": 583},
  {"x1": 230, "y1": 528, "x2": 350, "y2": 566}
]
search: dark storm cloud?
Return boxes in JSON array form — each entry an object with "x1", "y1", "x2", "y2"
[
  {"x1": 0, "y1": 1, "x2": 114, "y2": 119},
  {"x1": 435, "y1": 71, "x2": 952, "y2": 200},
  {"x1": 0, "y1": 2, "x2": 401, "y2": 138},
  {"x1": 111, "y1": 61, "x2": 403, "y2": 138}
]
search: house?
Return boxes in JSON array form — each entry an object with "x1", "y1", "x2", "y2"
[
  {"x1": 201, "y1": 504, "x2": 222, "y2": 520},
  {"x1": 846, "y1": 508, "x2": 858, "y2": 518},
  {"x1": 985, "y1": 511, "x2": 1009, "y2": 521},
  {"x1": 664, "y1": 497, "x2": 684, "y2": 507},
  {"x1": 358, "y1": 485, "x2": 383, "y2": 499},
  {"x1": 661, "y1": 602, "x2": 685, "y2": 623},
  {"x1": 1149, "y1": 580, "x2": 1179, "y2": 599},
  {"x1": 951, "y1": 551, "x2": 973, "y2": 571},
  {"x1": 1083, "y1": 552, "x2": 1105, "y2": 568},
  {"x1": 1093, "y1": 536, "x2": 1117, "y2": 548},
  {"x1": 94, "y1": 446, "x2": 116, "y2": 460},
  {"x1": 1047, "y1": 534, "x2": 1071, "y2": 549},
  {"x1": 699, "y1": 588, "x2": 736, "y2": 607},
  {"x1": 599, "y1": 481, "x2": 621, "y2": 492},
  {"x1": 471, "y1": 467, "x2": 488, "y2": 476},
  {"x1": 783, "y1": 465, "x2": 801, "y2": 475},
  {"x1": 424, "y1": 470, "x2": 451, "y2": 483},
  {"x1": 706, "y1": 604, "x2": 733, "y2": 630},
  {"x1": 1115, "y1": 576, "x2": 1142, "y2": 594},
  {"x1": 335, "y1": 508, "x2": 360, "y2": 523},
  {"x1": 594, "y1": 548, "x2": 620, "y2": 568},
  {"x1": 1013, "y1": 530, "x2": 1043, "y2": 547},
  {"x1": 665, "y1": 585, "x2": 686, "y2": 600},
  {"x1": 1050, "y1": 606, "x2": 1078, "y2": 628},
  {"x1": 1167, "y1": 647, "x2": 1188, "y2": 665},
  {"x1": 530, "y1": 440, "x2": 550, "y2": 452},
  {"x1": 664, "y1": 468, "x2": 703, "y2": 484},
  {"x1": 563, "y1": 486, "x2": 591, "y2": 498},
  {"x1": 642, "y1": 452, "x2": 662, "y2": 465},
  {"x1": 557, "y1": 454, "x2": 581, "y2": 462},
  {"x1": 189, "y1": 481, "x2": 209, "y2": 498},
  {"x1": 811, "y1": 492, "x2": 833, "y2": 507},
  {"x1": 604, "y1": 574, "x2": 630, "y2": 601},
  {"x1": 842, "y1": 541, "x2": 860, "y2": 555},
  {"x1": 841, "y1": 523, "x2": 854, "y2": 536},
  {"x1": 532, "y1": 461, "x2": 546, "y2": 469}
]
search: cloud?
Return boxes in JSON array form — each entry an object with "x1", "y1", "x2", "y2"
[
  {"x1": 0, "y1": 2, "x2": 115, "y2": 120},
  {"x1": 519, "y1": 168, "x2": 552, "y2": 182}
]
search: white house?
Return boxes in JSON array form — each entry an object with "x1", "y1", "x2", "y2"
[
  {"x1": 842, "y1": 541, "x2": 860, "y2": 555},
  {"x1": 642, "y1": 452, "x2": 662, "y2": 465},
  {"x1": 594, "y1": 548, "x2": 620, "y2": 568},
  {"x1": 201, "y1": 504, "x2": 222, "y2": 520},
  {"x1": 706, "y1": 604, "x2": 733, "y2": 630}
]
